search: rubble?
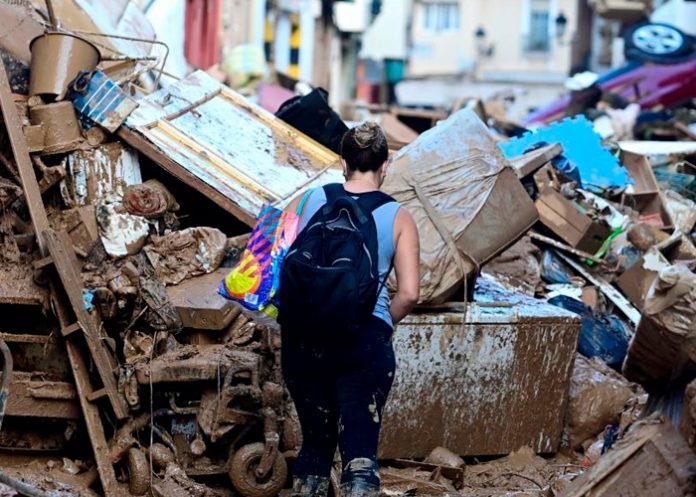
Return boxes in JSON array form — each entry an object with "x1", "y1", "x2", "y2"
[{"x1": 0, "y1": 1, "x2": 695, "y2": 496}]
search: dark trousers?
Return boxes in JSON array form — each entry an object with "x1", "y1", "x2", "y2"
[{"x1": 281, "y1": 316, "x2": 396, "y2": 484}]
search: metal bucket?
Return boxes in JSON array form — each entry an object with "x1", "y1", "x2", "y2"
[
  {"x1": 29, "y1": 32, "x2": 100, "y2": 99},
  {"x1": 29, "y1": 101, "x2": 83, "y2": 154}
]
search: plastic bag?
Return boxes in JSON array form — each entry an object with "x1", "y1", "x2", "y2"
[
  {"x1": 218, "y1": 204, "x2": 301, "y2": 323},
  {"x1": 548, "y1": 295, "x2": 632, "y2": 367},
  {"x1": 540, "y1": 250, "x2": 575, "y2": 284}
]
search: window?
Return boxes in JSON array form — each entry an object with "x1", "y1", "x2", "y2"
[
  {"x1": 527, "y1": 0, "x2": 550, "y2": 52},
  {"x1": 422, "y1": 2, "x2": 460, "y2": 33}
]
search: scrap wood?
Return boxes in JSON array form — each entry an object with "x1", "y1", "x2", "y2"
[
  {"x1": 556, "y1": 252, "x2": 641, "y2": 326},
  {"x1": 0, "y1": 57, "x2": 50, "y2": 254},
  {"x1": 393, "y1": 459, "x2": 464, "y2": 482},
  {"x1": 508, "y1": 143, "x2": 564, "y2": 179},
  {"x1": 529, "y1": 232, "x2": 606, "y2": 265},
  {"x1": 557, "y1": 421, "x2": 692, "y2": 497}
]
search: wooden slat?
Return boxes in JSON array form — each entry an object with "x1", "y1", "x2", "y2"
[
  {"x1": 86, "y1": 388, "x2": 107, "y2": 402},
  {"x1": 50, "y1": 288, "x2": 123, "y2": 497},
  {"x1": 61, "y1": 322, "x2": 82, "y2": 338},
  {"x1": 557, "y1": 251, "x2": 641, "y2": 325},
  {"x1": 32, "y1": 256, "x2": 54, "y2": 270},
  {"x1": 508, "y1": 143, "x2": 563, "y2": 179},
  {"x1": 43, "y1": 228, "x2": 128, "y2": 420},
  {"x1": 117, "y1": 126, "x2": 256, "y2": 226},
  {"x1": 0, "y1": 60, "x2": 50, "y2": 254}
]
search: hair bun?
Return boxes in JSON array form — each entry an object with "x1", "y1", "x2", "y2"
[{"x1": 353, "y1": 121, "x2": 385, "y2": 150}]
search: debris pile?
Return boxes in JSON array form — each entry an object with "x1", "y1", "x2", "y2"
[{"x1": 0, "y1": 2, "x2": 695, "y2": 497}]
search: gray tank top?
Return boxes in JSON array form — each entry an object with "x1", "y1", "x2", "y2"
[{"x1": 298, "y1": 186, "x2": 400, "y2": 328}]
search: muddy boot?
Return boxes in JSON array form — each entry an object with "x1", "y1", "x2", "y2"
[
  {"x1": 339, "y1": 458, "x2": 380, "y2": 497},
  {"x1": 292, "y1": 475, "x2": 330, "y2": 497}
]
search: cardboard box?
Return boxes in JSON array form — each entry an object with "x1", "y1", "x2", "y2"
[
  {"x1": 616, "y1": 248, "x2": 670, "y2": 309},
  {"x1": 623, "y1": 152, "x2": 673, "y2": 230},
  {"x1": 535, "y1": 188, "x2": 612, "y2": 254},
  {"x1": 558, "y1": 421, "x2": 696, "y2": 497}
]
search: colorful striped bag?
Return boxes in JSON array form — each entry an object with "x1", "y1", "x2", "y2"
[{"x1": 218, "y1": 192, "x2": 311, "y2": 324}]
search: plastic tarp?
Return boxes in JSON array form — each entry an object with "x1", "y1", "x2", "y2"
[{"x1": 383, "y1": 109, "x2": 536, "y2": 303}]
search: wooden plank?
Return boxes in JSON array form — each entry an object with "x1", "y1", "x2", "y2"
[
  {"x1": 557, "y1": 251, "x2": 641, "y2": 325},
  {"x1": 117, "y1": 126, "x2": 256, "y2": 226},
  {"x1": 61, "y1": 322, "x2": 82, "y2": 338},
  {"x1": 0, "y1": 60, "x2": 50, "y2": 255},
  {"x1": 559, "y1": 422, "x2": 696, "y2": 497},
  {"x1": 43, "y1": 228, "x2": 128, "y2": 420},
  {"x1": 529, "y1": 231, "x2": 606, "y2": 264},
  {"x1": 0, "y1": 333, "x2": 50, "y2": 344},
  {"x1": 50, "y1": 288, "x2": 123, "y2": 497},
  {"x1": 86, "y1": 388, "x2": 107, "y2": 402},
  {"x1": 508, "y1": 143, "x2": 563, "y2": 179}
]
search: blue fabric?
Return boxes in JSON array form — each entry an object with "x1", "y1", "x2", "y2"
[{"x1": 299, "y1": 186, "x2": 399, "y2": 327}]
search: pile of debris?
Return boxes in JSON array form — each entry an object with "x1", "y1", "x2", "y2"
[{"x1": 0, "y1": 2, "x2": 696, "y2": 497}]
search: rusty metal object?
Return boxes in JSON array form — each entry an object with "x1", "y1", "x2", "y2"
[
  {"x1": 23, "y1": 124, "x2": 45, "y2": 153},
  {"x1": 0, "y1": 340, "x2": 13, "y2": 431},
  {"x1": 228, "y1": 442, "x2": 287, "y2": 497},
  {"x1": 379, "y1": 279, "x2": 581, "y2": 458},
  {"x1": 29, "y1": 102, "x2": 83, "y2": 155},
  {"x1": 28, "y1": 33, "x2": 100, "y2": 100}
]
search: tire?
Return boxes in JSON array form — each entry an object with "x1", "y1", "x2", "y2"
[
  {"x1": 228, "y1": 443, "x2": 288, "y2": 497},
  {"x1": 624, "y1": 23, "x2": 693, "y2": 62},
  {"x1": 127, "y1": 448, "x2": 149, "y2": 496}
]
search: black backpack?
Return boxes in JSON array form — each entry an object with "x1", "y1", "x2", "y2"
[
  {"x1": 275, "y1": 88, "x2": 348, "y2": 154},
  {"x1": 278, "y1": 184, "x2": 394, "y2": 337}
]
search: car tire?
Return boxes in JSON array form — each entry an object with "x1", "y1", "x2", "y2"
[{"x1": 624, "y1": 22, "x2": 693, "y2": 63}]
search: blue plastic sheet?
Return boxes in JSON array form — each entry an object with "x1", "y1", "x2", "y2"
[
  {"x1": 548, "y1": 295, "x2": 631, "y2": 367},
  {"x1": 500, "y1": 115, "x2": 629, "y2": 189}
]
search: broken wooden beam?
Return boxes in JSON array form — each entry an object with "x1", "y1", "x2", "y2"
[{"x1": 0, "y1": 59, "x2": 50, "y2": 255}]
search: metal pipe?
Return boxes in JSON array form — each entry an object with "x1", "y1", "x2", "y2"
[
  {"x1": 0, "y1": 470, "x2": 62, "y2": 497},
  {"x1": 0, "y1": 340, "x2": 13, "y2": 432},
  {"x1": 44, "y1": 0, "x2": 58, "y2": 30}
]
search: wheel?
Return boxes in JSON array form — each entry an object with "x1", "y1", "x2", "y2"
[
  {"x1": 127, "y1": 447, "x2": 149, "y2": 496},
  {"x1": 228, "y1": 443, "x2": 288, "y2": 497},
  {"x1": 624, "y1": 22, "x2": 693, "y2": 63}
]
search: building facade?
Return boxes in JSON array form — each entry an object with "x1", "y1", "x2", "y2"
[{"x1": 408, "y1": 0, "x2": 592, "y2": 83}]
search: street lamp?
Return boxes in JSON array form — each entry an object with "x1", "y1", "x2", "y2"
[{"x1": 555, "y1": 12, "x2": 568, "y2": 40}]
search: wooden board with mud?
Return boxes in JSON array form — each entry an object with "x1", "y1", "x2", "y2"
[{"x1": 122, "y1": 70, "x2": 342, "y2": 227}]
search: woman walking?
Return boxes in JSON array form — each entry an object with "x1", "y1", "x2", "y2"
[{"x1": 279, "y1": 122, "x2": 420, "y2": 497}]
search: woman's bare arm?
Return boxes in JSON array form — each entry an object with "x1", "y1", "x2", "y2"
[{"x1": 390, "y1": 208, "x2": 420, "y2": 325}]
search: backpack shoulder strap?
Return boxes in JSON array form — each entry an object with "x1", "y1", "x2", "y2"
[
  {"x1": 323, "y1": 183, "x2": 345, "y2": 205},
  {"x1": 356, "y1": 191, "x2": 396, "y2": 214}
]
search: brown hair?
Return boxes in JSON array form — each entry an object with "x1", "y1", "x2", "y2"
[{"x1": 340, "y1": 121, "x2": 388, "y2": 173}]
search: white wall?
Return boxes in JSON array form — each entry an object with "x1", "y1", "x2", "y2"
[{"x1": 360, "y1": 0, "x2": 412, "y2": 60}]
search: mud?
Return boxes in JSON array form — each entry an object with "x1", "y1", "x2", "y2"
[
  {"x1": 28, "y1": 102, "x2": 82, "y2": 154},
  {"x1": 565, "y1": 355, "x2": 637, "y2": 448},
  {"x1": 28, "y1": 33, "x2": 99, "y2": 100}
]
